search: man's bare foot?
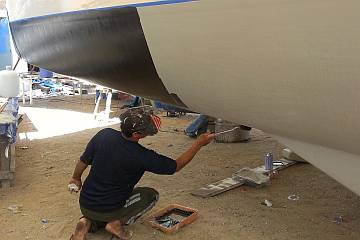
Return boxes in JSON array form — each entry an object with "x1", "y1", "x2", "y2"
[
  {"x1": 105, "y1": 220, "x2": 133, "y2": 240},
  {"x1": 71, "y1": 217, "x2": 91, "y2": 240}
]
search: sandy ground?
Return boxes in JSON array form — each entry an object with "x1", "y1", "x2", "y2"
[{"x1": 0, "y1": 95, "x2": 360, "y2": 240}]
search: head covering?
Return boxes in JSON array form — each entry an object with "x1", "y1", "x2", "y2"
[{"x1": 120, "y1": 106, "x2": 161, "y2": 136}]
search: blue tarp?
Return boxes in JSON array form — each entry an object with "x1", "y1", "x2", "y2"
[
  {"x1": 0, "y1": 98, "x2": 19, "y2": 143},
  {"x1": 154, "y1": 100, "x2": 189, "y2": 113},
  {"x1": 39, "y1": 68, "x2": 54, "y2": 78},
  {"x1": 0, "y1": 18, "x2": 12, "y2": 70},
  {"x1": 33, "y1": 78, "x2": 63, "y2": 93}
]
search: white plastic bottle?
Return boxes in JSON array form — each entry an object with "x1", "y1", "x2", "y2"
[{"x1": 0, "y1": 66, "x2": 20, "y2": 97}]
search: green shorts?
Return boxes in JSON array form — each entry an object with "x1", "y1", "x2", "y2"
[{"x1": 80, "y1": 187, "x2": 159, "y2": 232}]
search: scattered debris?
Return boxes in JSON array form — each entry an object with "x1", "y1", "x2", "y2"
[
  {"x1": 41, "y1": 218, "x2": 49, "y2": 224},
  {"x1": 167, "y1": 144, "x2": 174, "y2": 147},
  {"x1": 19, "y1": 146, "x2": 29, "y2": 150},
  {"x1": 7, "y1": 204, "x2": 23, "y2": 214},
  {"x1": 239, "y1": 187, "x2": 247, "y2": 192},
  {"x1": 269, "y1": 170, "x2": 279, "y2": 179},
  {"x1": 333, "y1": 215, "x2": 344, "y2": 224},
  {"x1": 288, "y1": 194, "x2": 300, "y2": 201},
  {"x1": 262, "y1": 199, "x2": 273, "y2": 207}
]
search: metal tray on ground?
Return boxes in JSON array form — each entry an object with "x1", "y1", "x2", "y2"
[{"x1": 145, "y1": 204, "x2": 199, "y2": 234}]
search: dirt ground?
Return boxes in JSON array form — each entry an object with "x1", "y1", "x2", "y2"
[{"x1": 0, "y1": 95, "x2": 360, "y2": 240}]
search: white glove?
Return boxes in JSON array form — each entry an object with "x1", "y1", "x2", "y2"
[{"x1": 68, "y1": 183, "x2": 80, "y2": 193}]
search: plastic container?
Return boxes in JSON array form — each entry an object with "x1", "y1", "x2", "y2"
[{"x1": 0, "y1": 68, "x2": 20, "y2": 97}]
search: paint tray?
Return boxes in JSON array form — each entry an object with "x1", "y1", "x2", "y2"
[{"x1": 145, "y1": 204, "x2": 199, "y2": 234}]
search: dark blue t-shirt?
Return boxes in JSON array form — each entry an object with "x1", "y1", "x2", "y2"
[{"x1": 79, "y1": 128, "x2": 177, "y2": 212}]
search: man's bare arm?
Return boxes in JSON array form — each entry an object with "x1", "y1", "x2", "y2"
[
  {"x1": 69, "y1": 160, "x2": 88, "y2": 191},
  {"x1": 176, "y1": 133, "x2": 214, "y2": 172}
]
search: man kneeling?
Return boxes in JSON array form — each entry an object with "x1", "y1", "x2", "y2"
[{"x1": 69, "y1": 107, "x2": 214, "y2": 239}]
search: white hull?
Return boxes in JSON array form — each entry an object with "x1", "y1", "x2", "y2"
[{"x1": 7, "y1": 0, "x2": 360, "y2": 195}]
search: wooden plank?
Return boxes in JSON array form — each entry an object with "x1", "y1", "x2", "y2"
[
  {"x1": 0, "y1": 141, "x2": 10, "y2": 172},
  {"x1": 0, "y1": 141, "x2": 10, "y2": 171},
  {"x1": 191, "y1": 177, "x2": 246, "y2": 198},
  {"x1": 192, "y1": 159, "x2": 298, "y2": 198},
  {"x1": 10, "y1": 144, "x2": 16, "y2": 172},
  {"x1": 1, "y1": 180, "x2": 11, "y2": 189},
  {"x1": 0, "y1": 98, "x2": 9, "y2": 113},
  {"x1": 0, "y1": 171, "x2": 14, "y2": 180},
  {"x1": 0, "y1": 103, "x2": 7, "y2": 113}
]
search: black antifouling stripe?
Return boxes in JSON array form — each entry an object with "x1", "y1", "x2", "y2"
[{"x1": 10, "y1": 7, "x2": 184, "y2": 106}]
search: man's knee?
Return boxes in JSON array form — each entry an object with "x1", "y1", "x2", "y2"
[
  {"x1": 135, "y1": 187, "x2": 159, "y2": 202},
  {"x1": 143, "y1": 187, "x2": 159, "y2": 199}
]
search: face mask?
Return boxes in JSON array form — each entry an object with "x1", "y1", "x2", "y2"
[
  {"x1": 120, "y1": 106, "x2": 161, "y2": 136},
  {"x1": 150, "y1": 115, "x2": 162, "y2": 132}
]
